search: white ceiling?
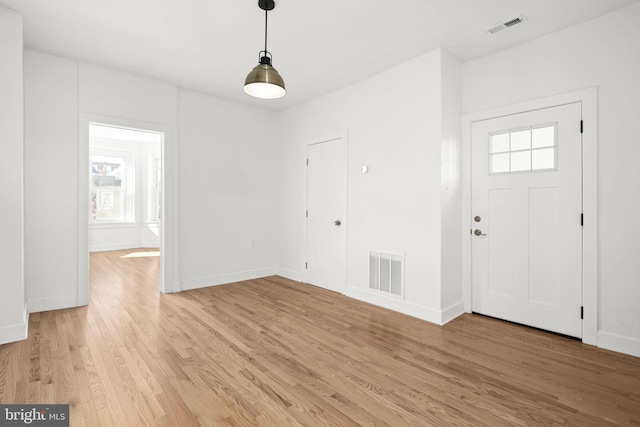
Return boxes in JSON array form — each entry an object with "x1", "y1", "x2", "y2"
[{"x1": 1, "y1": 0, "x2": 637, "y2": 110}]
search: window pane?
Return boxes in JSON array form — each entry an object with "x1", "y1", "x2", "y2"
[
  {"x1": 491, "y1": 153, "x2": 510, "y2": 173},
  {"x1": 94, "y1": 189, "x2": 124, "y2": 220},
  {"x1": 532, "y1": 125, "x2": 555, "y2": 148},
  {"x1": 148, "y1": 155, "x2": 162, "y2": 221},
  {"x1": 156, "y1": 157, "x2": 162, "y2": 219},
  {"x1": 532, "y1": 148, "x2": 555, "y2": 170},
  {"x1": 511, "y1": 129, "x2": 531, "y2": 151},
  {"x1": 491, "y1": 133, "x2": 509, "y2": 153},
  {"x1": 511, "y1": 151, "x2": 531, "y2": 172},
  {"x1": 92, "y1": 156, "x2": 123, "y2": 186},
  {"x1": 91, "y1": 155, "x2": 126, "y2": 221}
]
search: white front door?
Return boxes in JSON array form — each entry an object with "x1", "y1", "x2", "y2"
[
  {"x1": 471, "y1": 103, "x2": 583, "y2": 338},
  {"x1": 305, "y1": 137, "x2": 347, "y2": 293}
]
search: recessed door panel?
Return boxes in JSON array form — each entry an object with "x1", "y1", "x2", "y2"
[
  {"x1": 488, "y1": 189, "x2": 515, "y2": 298},
  {"x1": 528, "y1": 187, "x2": 559, "y2": 306}
]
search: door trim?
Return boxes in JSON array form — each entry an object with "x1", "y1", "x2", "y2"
[
  {"x1": 78, "y1": 113, "x2": 178, "y2": 303},
  {"x1": 461, "y1": 88, "x2": 598, "y2": 345},
  {"x1": 302, "y1": 130, "x2": 348, "y2": 294}
]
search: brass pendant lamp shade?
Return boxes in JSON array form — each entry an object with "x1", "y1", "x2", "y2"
[
  {"x1": 244, "y1": 55, "x2": 286, "y2": 99},
  {"x1": 244, "y1": 0, "x2": 286, "y2": 99}
]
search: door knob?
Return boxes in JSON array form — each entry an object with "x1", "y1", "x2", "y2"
[
  {"x1": 474, "y1": 229, "x2": 486, "y2": 236},
  {"x1": 334, "y1": 220, "x2": 341, "y2": 226}
]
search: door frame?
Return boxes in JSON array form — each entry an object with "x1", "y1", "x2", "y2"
[
  {"x1": 301, "y1": 130, "x2": 348, "y2": 293},
  {"x1": 78, "y1": 113, "x2": 179, "y2": 304},
  {"x1": 461, "y1": 88, "x2": 598, "y2": 345}
]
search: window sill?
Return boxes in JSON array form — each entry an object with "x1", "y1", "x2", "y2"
[{"x1": 89, "y1": 222, "x2": 137, "y2": 229}]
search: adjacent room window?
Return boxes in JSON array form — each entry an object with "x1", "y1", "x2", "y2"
[
  {"x1": 90, "y1": 151, "x2": 134, "y2": 222},
  {"x1": 490, "y1": 123, "x2": 557, "y2": 174},
  {"x1": 89, "y1": 124, "x2": 162, "y2": 225},
  {"x1": 148, "y1": 153, "x2": 162, "y2": 221}
]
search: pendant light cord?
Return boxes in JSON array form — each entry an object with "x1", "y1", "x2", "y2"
[{"x1": 264, "y1": 8, "x2": 268, "y2": 54}]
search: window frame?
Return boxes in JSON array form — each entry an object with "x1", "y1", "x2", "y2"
[
  {"x1": 488, "y1": 122, "x2": 558, "y2": 175},
  {"x1": 147, "y1": 151, "x2": 162, "y2": 222}
]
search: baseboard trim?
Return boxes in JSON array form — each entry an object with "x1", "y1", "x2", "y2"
[
  {"x1": 180, "y1": 268, "x2": 277, "y2": 291},
  {"x1": 598, "y1": 331, "x2": 640, "y2": 358},
  {"x1": 441, "y1": 301, "x2": 465, "y2": 324},
  {"x1": 345, "y1": 286, "x2": 444, "y2": 325},
  {"x1": 28, "y1": 294, "x2": 78, "y2": 313},
  {"x1": 0, "y1": 303, "x2": 29, "y2": 345},
  {"x1": 140, "y1": 241, "x2": 161, "y2": 249},
  {"x1": 89, "y1": 243, "x2": 160, "y2": 252},
  {"x1": 275, "y1": 267, "x2": 302, "y2": 282}
]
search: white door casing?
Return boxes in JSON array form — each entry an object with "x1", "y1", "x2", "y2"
[
  {"x1": 304, "y1": 134, "x2": 347, "y2": 293},
  {"x1": 471, "y1": 102, "x2": 583, "y2": 338}
]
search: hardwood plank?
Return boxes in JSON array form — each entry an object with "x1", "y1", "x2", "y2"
[{"x1": 1, "y1": 248, "x2": 639, "y2": 426}]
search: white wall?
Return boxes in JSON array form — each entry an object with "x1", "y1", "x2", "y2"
[
  {"x1": 278, "y1": 49, "x2": 463, "y2": 324},
  {"x1": 24, "y1": 51, "x2": 79, "y2": 313},
  {"x1": 90, "y1": 224, "x2": 159, "y2": 252},
  {"x1": 23, "y1": 50, "x2": 281, "y2": 310},
  {"x1": 177, "y1": 89, "x2": 279, "y2": 290},
  {"x1": 440, "y1": 50, "x2": 463, "y2": 318},
  {"x1": 463, "y1": 2, "x2": 640, "y2": 357},
  {"x1": 24, "y1": 51, "x2": 178, "y2": 310},
  {"x1": 0, "y1": 6, "x2": 27, "y2": 344}
]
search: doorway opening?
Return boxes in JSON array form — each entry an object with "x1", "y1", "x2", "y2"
[{"x1": 88, "y1": 123, "x2": 163, "y2": 293}]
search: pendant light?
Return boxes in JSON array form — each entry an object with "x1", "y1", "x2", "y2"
[{"x1": 243, "y1": 0, "x2": 286, "y2": 99}]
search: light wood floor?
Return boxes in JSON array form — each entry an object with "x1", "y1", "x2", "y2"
[{"x1": 1, "y1": 249, "x2": 639, "y2": 426}]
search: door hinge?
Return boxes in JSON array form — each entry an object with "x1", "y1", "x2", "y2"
[
  {"x1": 581, "y1": 306, "x2": 584, "y2": 319},
  {"x1": 305, "y1": 262, "x2": 308, "y2": 269},
  {"x1": 581, "y1": 213, "x2": 584, "y2": 226},
  {"x1": 306, "y1": 158, "x2": 309, "y2": 166},
  {"x1": 580, "y1": 120, "x2": 583, "y2": 134},
  {"x1": 306, "y1": 210, "x2": 308, "y2": 218}
]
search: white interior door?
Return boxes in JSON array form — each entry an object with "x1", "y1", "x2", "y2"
[
  {"x1": 305, "y1": 137, "x2": 347, "y2": 293},
  {"x1": 471, "y1": 103, "x2": 583, "y2": 338}
]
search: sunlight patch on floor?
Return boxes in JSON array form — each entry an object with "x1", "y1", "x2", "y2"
[{"x1": 121, "y1": 251, "x2": 160, "y2": 258}]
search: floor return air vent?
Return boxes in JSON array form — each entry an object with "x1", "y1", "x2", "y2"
[{"x1": 369, "y1": 251, "x2": 404, "y2": 297}]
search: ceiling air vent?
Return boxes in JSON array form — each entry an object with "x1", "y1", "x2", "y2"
[{"x1": 486, "y1": 15, "x2": 526, "y2": 35}]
